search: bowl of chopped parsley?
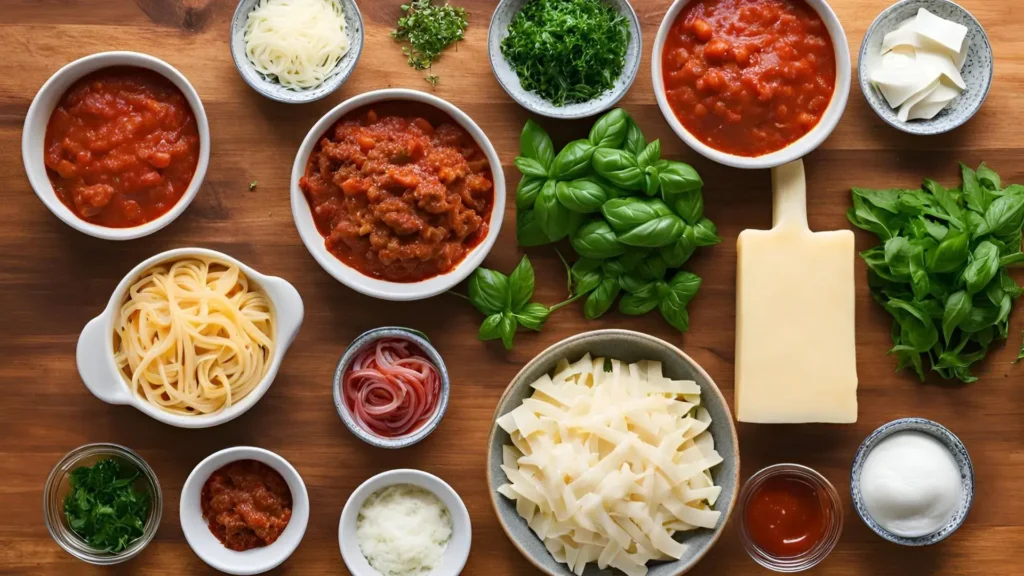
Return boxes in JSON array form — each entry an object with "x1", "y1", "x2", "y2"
[
  {"x1": 488, "y1": 0, "x2": 642, "y2": 119},
  {"x1": 43, "y1": 443, "x2": 162, "y2": 565}
]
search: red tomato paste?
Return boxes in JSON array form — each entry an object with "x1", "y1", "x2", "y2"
[{"x1": 200, "y1": 460, "x2": 293, "y2": 552}]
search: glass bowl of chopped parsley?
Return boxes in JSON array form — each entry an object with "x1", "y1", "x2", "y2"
[{"x1": 43, "y1": 443, "x2": 162, "y2": 565}]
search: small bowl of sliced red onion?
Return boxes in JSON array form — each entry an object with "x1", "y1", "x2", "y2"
[{"x1": 333, "y1": 327, "x2": 450, "y2": 449}]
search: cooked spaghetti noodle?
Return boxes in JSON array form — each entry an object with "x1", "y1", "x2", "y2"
[
  {"x1": 114, "y1": 257, "x2": 276, "y2": 416},
  {"x1": 243, "y1": 0, "x2": 350, "y2": 90}
]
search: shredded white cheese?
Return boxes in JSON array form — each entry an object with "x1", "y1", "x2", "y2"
[
  {"x1": 496, "y1": 355, "x2": 723, "y2": 576},
  {"x1": 356, "y1": 484, "x2": 452, "y2": 576}
]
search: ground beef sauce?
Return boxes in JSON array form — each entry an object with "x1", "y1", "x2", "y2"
[
  {"x1": 661, "y1": 0, "x2": 836, "y2": 157},
  {"x1": 44, "y1": 66, "x2": 200, "y2": 227},
  {"x1": 200, "y1": 460, "x2": 293, "y2": 551},
  {"x1": 299, "y1": 102, "x2": 494, "y2": 283}
]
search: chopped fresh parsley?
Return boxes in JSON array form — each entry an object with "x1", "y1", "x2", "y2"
[
  {"x1": 391, "y1": 0, "x2": 468, "y2": 84},
  {"x1": 63, "y1": 459, "x2": 150, "y2": 553},
  {"x1": 501, "y1": 0, "x2": 630, "y2": 106}
]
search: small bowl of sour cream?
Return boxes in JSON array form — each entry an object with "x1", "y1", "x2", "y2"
[{"x1": 851, "y1": 418, "x2": 974, "y2": 546}]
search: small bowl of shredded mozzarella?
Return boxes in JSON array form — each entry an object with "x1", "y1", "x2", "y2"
[
  {"x1": 230, "y1": 0, "x2": 364, "y2": 103},
  {"x1": 339, "y1": 469, "x2": 471, "y2": 576}
]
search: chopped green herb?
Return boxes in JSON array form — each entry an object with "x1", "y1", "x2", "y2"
[
  {"x1": 425, "y1": 74, "x2": 440, "y2": 87},
  {"x1": 248, "y1": 180, "x2": 258, "y2": 191},
  {"x1": 63, "y1": 459, "x2": 150, "y2": 553},
  {"x1": 392, "y1": 0, "x2": 468, "y2": 84},
  {"x1": 501, "y1": 0, "x2": 630, "y2": 106}
]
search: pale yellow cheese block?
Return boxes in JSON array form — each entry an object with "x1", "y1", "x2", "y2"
[{"x1": 735, "y1": 160, "x2": 858, "y2": 423}]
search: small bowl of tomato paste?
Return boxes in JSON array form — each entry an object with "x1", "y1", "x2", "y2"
[
  {"x1": 181, "y1": 446, "x2": 309, "y2": 575},
  {"x1": 23, "y1": 51, "x2": 210, "y2": 240},
  {"x1": 652, "y1": 0, "x2": 852, "y2": 169}
]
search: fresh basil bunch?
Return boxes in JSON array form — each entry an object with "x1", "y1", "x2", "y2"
[
  {"x1": 515, "y1": 108, "x2": 720, "y2": 332},
  {"x1": 848, "y1": 163, "x2": 1024, "y2": 382}
]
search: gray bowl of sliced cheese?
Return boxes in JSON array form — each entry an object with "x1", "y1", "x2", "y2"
[{"x1": 486, "y1": 329, "x2": 739, "y2": 576}]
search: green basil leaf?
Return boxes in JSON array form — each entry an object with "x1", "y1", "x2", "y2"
[
  {"x1": 516, "y1": 209, "x2": 551, "y2": 247},
  {"x1": 551, "y1": 139, "x2": 595, "y2": 180},
  {"x1": 924, "y1": 178, "x2": 965, "y2": 227},
  {"x1": 468, "y1": 268, "x2": 510, "y2": 314},
  {"x1": 623, "y1": 119, "x2": 646, "y2": 157},
  {"x1": 999, "y1": 268, "x2": 1023, "y2": 298},
  {"x1": 848, "y1": 192, "x2": 900, "y2": 240},
  {"x1": 618, "y1": 273, "x2": 649, "y2": 294},
  {"x1": 853, "y1": 188, "x2": 903, "y2": 213},
  {"x1": 886, "y1": 299, "x2": 939, "y2": 352},
  {"x1": 535, "y1": 180, "x2": 571, "y2": 241},
  {"x1": 692, "y1": 218, "x2": 722, "y2": 246},
  {"x1": 520, "y1": 119, "x2": 554, "y2": 169},
  {"x1": 1001, "y1": 252, "x2": 1024, "y2": 267},
  {"x1": 555, "y1": 179, "x2": 608, "y2": 214},
  {"x1": 927, "y1": 230, "x2": 970, "y2": 273},
  {"x1": 663, "y1": 231, "x2": 697, "y2": 268},
  {"x1": 508, "y1": 255, "x2": 535, "y2": 312},
  {"x1": 514, "y1": 156, "x2": 549, "y2": 178},
  {"x1": 602, "y1": 198, "x2": 674, "y2": 233},
  {"x1": 499, "y1": 312, "x2": 517, "y2": 350},
  {"x1": 516, "y1": 177, "x2": 545, "y2": 211},
  {"x1": 910, "y1": 249, "x2": 930, "y2": 301},
  {"x1": 618, "y1": 215, "x2": 685, "y2": 248},
  {"x1": 515, "y1": 302, "x2": 551, "y2": 331},
  {"x1": 571, "y1": 219, "x2": 625, "y2": 260},
  {"x1": 942, "y1": 290, "x2": 972, "y2": 343},
  {"x1": 977, "y1": 162, "x2": 1001, "y2": 191},
  {"x1": 584, "y1": 278, "x2": 621, "y2": 319},
  {"x1": 965, "y1": 241, "x2": 1000, "y2": 294},
  {"x1": 619, "y1": 281, "x2": 662, "y2": 315},
  {"x1": 892, "y1": 344, "x2": 926, "y2": 381},
  {"x1": 635, "y1": 254, "x2": 668, "y2": 281},
  {"x1": 588, "y1": 108, "x2": 629, "y2": 149},
  {"x1": 961, "y1": 163, "x2": 990, "y2": 213},
  {"x1": 960, "y1": 304, "x2": 1000, "y2": 333},
  {"x1": 643, "y1": 166, "x2": 661, "y2": 197},
  {"x1": 637, "y1": 139, "x2": 661, "y2": 170},
  {"x1": 478, "y1": 313, "x2": 503, "y2": 341},
  {"x1": 984, "y1": 194, "x2": 1024, "y2": 237},
  {"x1": 659, "y1": 297, "x2": 690, "y2": 332},
  {"x1": 861, "y1": 246, "x2": 903, "y2": 283},
  {"x1": 884, "y1": 236, "x2": 914, "y2": 280},
  {"x1": 571, "y1": 258, "x2": 603, "y2": 295},
  {"x1": 602, "y1": 251, "x2": 645, "y2": 278},
  {"x1": 666, "y1": 271, "x2": 701, "y2": 308},
  {"x1": 592, "y1": 147, "x2": 644, "y2": 190}
]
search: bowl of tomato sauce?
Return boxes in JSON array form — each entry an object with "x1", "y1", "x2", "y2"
[
  {"x1": 653, "y1": 0, "x2": 851, "y2": 169},
  {"x1": 22, "y1": 51, "x2": 210, "y2": 240},
  {"x1": 290, "y1": 89, "x2": 505, "y2": 301}
]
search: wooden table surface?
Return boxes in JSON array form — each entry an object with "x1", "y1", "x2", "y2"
[{"x1": 3, "y1": 0, "x2": 1022, "y2": 574}]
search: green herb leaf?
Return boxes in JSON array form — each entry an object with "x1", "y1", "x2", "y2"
[
  {"x1": 571, "y1": 219, "x2": 625, "y2": 260},
  {"x1": 516, "y1": 177, "x2": 545, "y2": 211},
  {"x1": 63, "y1": 459, "x2": 149, "y2": 554},
  {"x1": 551, "y1": 139, "x2": 596, "y2": 180},
  {"x1": 942, "y1": 290, "x2": 972, "y2": 343},
  {"x1": 965, "y1": 241, "x2": 1000, "y2": 294},
  {"x1": 592, "y1": 148, "x2": 644, "y2": 190},
  {"x1": 514, "y1": 302, "x2": 551, "y2": 331},
  {"x1": 520, "y1": 119, "x2": 555, "y2": 169},
  {"x1": 478, "y1": 313, "x2": 504, "y2": 341},
  {"x1": 588, "y1": 108, "x2": 629, "y2": 149},
  {"x1": 514, "y1": 156, "x2": 550, "y2": 179},
  {"x1": 508, "y1": 255, "x2": 536, "y2": 312},
  {"x1": 623, "y1": 119, "x2": 646, "y2": 157},
  {"x1": 468, "y1": 268, "x2": 510, "y2": 314},
  {"x1": 570, "y1": 258, "x2": 603, "y2": 295},
  {"x1": 535, "y1": 180, "x2": 572, "y2": 241},
  {"x1": 584, "y1": 277, "x2": 620, "y2": 319},
  {"x1": 556, "y1": 180, "x2": 608, "y2": 214},
  {"x1": 516, "y1": 209, "x2": 551, "y2": 247},
  {"x1": 499, "y1": 312, "x2": 517, "y2": 350},
  {"x1": 985, "y1": 194, "x2": 1024, "y2": 237},
  {"x1": 392, "y1": 0, "x2": 468, "y2": 79}
]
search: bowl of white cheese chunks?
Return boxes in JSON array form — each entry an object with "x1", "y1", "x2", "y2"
[{"x1": 859, "y1": 0, "x2": 992, "y2": 134}]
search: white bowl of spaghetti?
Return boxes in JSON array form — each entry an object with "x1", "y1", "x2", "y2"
[{"x1": 76, "y1": 247, "x2": 305, "y2": 428}]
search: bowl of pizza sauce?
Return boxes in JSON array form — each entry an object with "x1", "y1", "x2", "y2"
[
  {"x1": 291, "y1": 89, "x2": 505, "y2": 301},
  {"x1": 653, "y1": 0, "x2": 851, "y2": 169}
]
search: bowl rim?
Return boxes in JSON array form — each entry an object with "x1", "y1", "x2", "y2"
[
  {"x1": 486, "y1": 0, "x2": 643, "y2": 120},
  {"x1": 43, "y1": 443, "x2": 163, "y2": 565},
  {"x1": 332, "y1": 326, "x2": 451, "y2": 449},
  {"x1": 289, "y1": 88, "x2": 505, "y2": 301},
  {"x1": 21, "y1": 50, "x2": 210, "y2": 240},
  {"x1": 180, "y1": 446, "x2": 310, "y2": 575},
  {"x1": 228, "y1": 0, "x2": 365, "y2": 104},
  {"x1": 856, "y1": 0, "x2": 993, "y2": 136},
  {"x1": 75, "y1": 247, "x2": 305, "y2": 429},
  {"x1": 485, "y1": 328, "x2": 740, "y2": 576},
  {"x1": 338, "y1": 468, "x2": 472, "y2": 576},
  {"x1": 651, "y1": 0, "x2": 852, "y2": 169},
  {"x1": 850, "y1": 417, "x2": 975, "y2": 546}
]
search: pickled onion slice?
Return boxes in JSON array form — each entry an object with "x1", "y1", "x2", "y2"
[{"x1": 343, "y1": 338, "x2": 441, "y2": 438}]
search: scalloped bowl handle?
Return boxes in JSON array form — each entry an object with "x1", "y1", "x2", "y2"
[{"x1": 77, "y1": 316, "x2": 131, "y2": 405}]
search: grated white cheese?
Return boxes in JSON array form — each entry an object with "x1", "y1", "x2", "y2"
[{"x1": 356, "y1": 484, "x2": 452, "y2": 576}]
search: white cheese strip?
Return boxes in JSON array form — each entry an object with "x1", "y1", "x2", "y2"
[
  {"x1": 881, "y1": 45, "x2": 916, "y2": 68},
  {"x1": 906, "y1": 82, "x2": 961, "y2": 120},
  {"x1": 915, "y1": 47, "x2": 966, "y2": 89},
  {"x1": 871, "y1": 67, "x2": 940, "y2": 108},
  {"x1": 881, "y1": 25, "x2": 922, "y2": 54},
  {"x1": 914, "y1": 8, "x2": 968, "y2": 54},
  {"x1": 898, "y1": 77, "x2": 941, "y2": 121}
]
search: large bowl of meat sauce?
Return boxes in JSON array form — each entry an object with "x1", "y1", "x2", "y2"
[
  {"x1": 291, "y1": 89, "x2": 505, "y2": 301},
  {"x1": 653, "y1": 0, "x2": 851, "y2": 169},
  {"x1": 23, "y1": 51, "x2": 210, "y2": 240}
]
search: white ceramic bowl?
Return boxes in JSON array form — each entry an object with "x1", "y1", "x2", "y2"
[
  {"x1": 339, "y1": 469, "x2": 471, "y2": 576},
  {"x1": 652, "y1": 0, "x2": 851, "y2": 169},
  {"x1": 290, "y1": 88, "x2": 505, "y2": 301},
  {"x1": 76, "y1": 247, "x2": 304, "y2": 428},
  {"x1": 181, "y1": 447, "x2": 309, "y2": 575},
  {"x1": 22, "y1": 51, "x2": 210, "y2": 240}
]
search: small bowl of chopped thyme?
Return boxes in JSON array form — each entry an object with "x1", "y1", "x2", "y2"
[
  {"x1": 489, "y1": 0, "x2": 642, "y2": 119},
  {"x1": 43, "y1": 443, "x2": 162, "y2": 565}
]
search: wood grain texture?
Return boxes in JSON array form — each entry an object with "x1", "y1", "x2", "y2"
[{"x1": 1, "y1": 0, "x2": 1022, "y2": 574}]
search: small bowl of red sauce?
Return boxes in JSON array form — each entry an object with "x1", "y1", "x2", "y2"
[
  {"x1": 737, "y1": 463, "x2": 843, "y2": 572},
  {"x1": 333, "y1": 327, "x2": 450, "y2": 450},
  {"x1": 653, "y1": 0, "x2": 852, "y2": 169},
  {"x1": 180, "y1": 446, "x2": 309, "y2": 575},
  {"x1": 23, "y1": 51, "x2": 210, "y2": 240}
]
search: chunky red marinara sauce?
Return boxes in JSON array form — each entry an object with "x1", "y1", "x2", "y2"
[
  {"x1": 662, "y1": 0, "x2": 836, "y2": 157},
  {"x1": 44, "y1": 66, "x2": 200, "y2": 228},
  {"x1": 201, "y1": 460, "x2": 293, "y2": 552},
  {"x1": 745, "y1": 475, "x2": 828, "y2": 557},
  {"x1": 299, "y1": 102, "x2": 494, "y2": 283}
]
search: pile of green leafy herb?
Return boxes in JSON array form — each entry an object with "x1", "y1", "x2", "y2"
[
  {"x1": 63, "y1": 459, "x2": 150, "y2": 553},
  {"x1": 500, "y1": 0, "x2": 630, "y2": 106},
  {"x1": 848, "y1": 163, "x2": 1024, "y2": 383},
  {"x1": 392, "y1": 0, "x2": 468, "y2": 86},
  {"x1": 516, "y1": 108, "x2": 720, "y2": 333}
]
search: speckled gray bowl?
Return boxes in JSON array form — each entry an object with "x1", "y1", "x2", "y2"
[
  {"x1": 851, "y1": 418, "x2": 974, "y2": 546},
  {"x1": 858, "y1": 0, "x2": 992, "y2": 135},
  {"x1": 487, "y1": 329, "x2": 739, "y2": 576},
  {"x1": 333, "y1": 327, "x2": 449, "y2": 449},
  {"x1": 230, "y1": 0, "x2": 364, "y2": 104},
  {"x1": 487, "y1": 0, "x2": 642, "y2": 119}
]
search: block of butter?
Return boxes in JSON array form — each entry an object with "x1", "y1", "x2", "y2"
[{"x1": 735, "y1": 160, "x2": 858, "y2": 423}]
